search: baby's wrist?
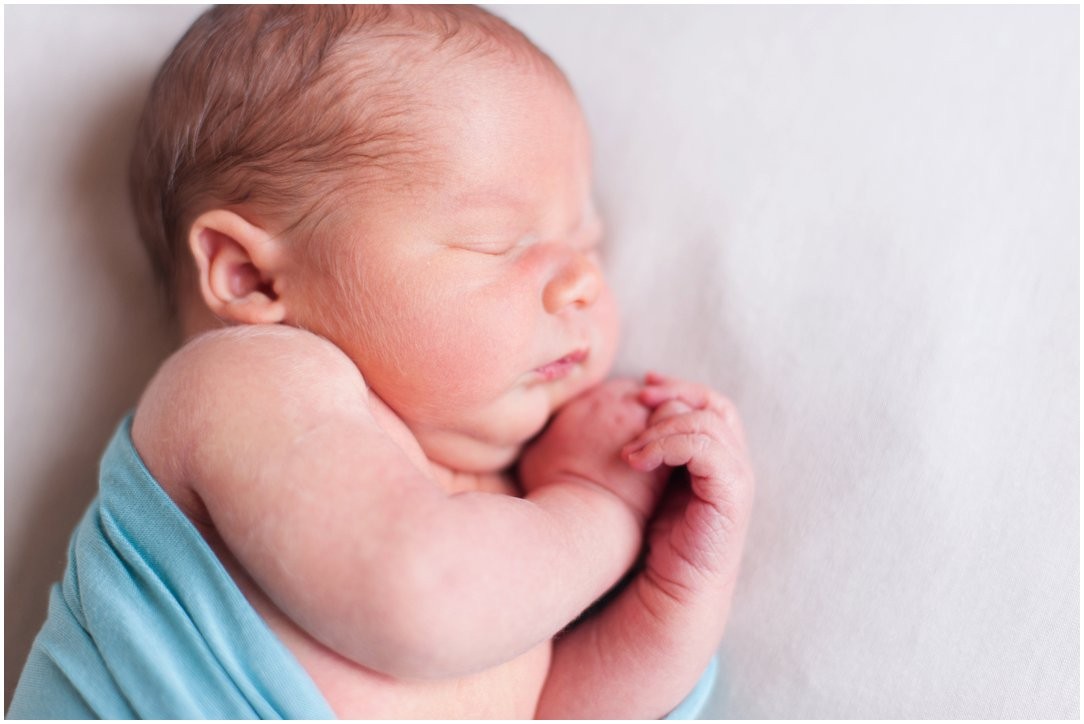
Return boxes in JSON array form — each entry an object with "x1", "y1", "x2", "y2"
[
  {"x1": 556, "y1": 470, "x2": 652, "y2": 528},
  {"x1": 525, "y1": 471, "x2": 645, "y2": 535}
]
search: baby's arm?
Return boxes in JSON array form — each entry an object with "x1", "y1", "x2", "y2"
[
  {"x1": 132, "y1": 326, "x2": 649, "y2": 680},
  {"x1": 534, "y1": 373, "x2": 755, "y2": 719}
]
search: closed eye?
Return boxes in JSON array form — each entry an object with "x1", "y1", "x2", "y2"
[
  {"x1": 462, "y1": 244, "x2": 515, "y2": 256},
  {"x1": 453, "y1": 233, "x2": 537, "y2": 256}
]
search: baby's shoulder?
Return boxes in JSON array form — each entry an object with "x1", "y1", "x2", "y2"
[
  {"x1": 172, "y1": 324, "x2": 362, "y2": 385},
  {"x1": 133, "y1": 325, "x2": 375, "y2": 481},
  {"x1": 147, "y1": 325, "x2": 368, "y2": 409}
]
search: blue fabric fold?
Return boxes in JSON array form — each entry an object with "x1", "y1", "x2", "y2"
[
  {"x1": 10, "y1": 413, "x2": 717, "y2": 719},
  {"x1": 9, "y1": 414, "x2": 334, "y2": 719}
]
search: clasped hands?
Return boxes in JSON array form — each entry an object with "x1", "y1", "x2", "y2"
[{"x1": 520, "y1": 372, "x2": 755, "y2": 619}]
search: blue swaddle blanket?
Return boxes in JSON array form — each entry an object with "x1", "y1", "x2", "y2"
[
  {"x1": 9, "y1": 414, "x2": 334, "y2": 719},
  {"x1": 10, "y1": 414, "x2": 716, "y2": 719}
]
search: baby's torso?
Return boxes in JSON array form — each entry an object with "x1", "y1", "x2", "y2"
[{"x1": 154, "y1": 392, "x2": 552, "y2": 718}]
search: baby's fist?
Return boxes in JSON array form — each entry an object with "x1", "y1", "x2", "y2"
[
  {"x1": 622, "y1": 372, "x2": 754, "y2": 588},
  {"x1": 519, "y1": 379, "x2": 666, "y2": 523}
]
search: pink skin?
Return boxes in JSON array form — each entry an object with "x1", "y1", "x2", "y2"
[
  {"x1": 284, "y1": 60, "x2": 617, "y2": 476},
  {"x1": 625, "y1": 371, "x2": 755, "y2": 588},
  {"x1": 518, "y1": 378, "x2": 670, "y2": 528},
  {"x1": 532, "y1": 370, "x2": 755, "y2": 719},
  {"x1": 165, "y1": 42, "x2": 751, "y2": 718}
]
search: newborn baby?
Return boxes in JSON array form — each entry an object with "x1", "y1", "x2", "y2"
[{"x1": 10, "y1": 6, "x2": 753, "y2": 719}]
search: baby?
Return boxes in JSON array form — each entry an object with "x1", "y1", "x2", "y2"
[{"x1": 10, "y1": 5, "x2": 753, "y2": 719}]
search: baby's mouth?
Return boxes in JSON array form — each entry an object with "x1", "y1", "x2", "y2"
[{"x1": 533, "y1": 348, "x2": 588, "y2": 382}]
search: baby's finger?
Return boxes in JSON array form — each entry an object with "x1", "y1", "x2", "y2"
[
  {"x1": 639, "y1": 378, "x2": 719, "y2": 410},
  {"x1": 625, "y1": 428, "x2": 711, "y2": 469},
  {"x1": 623, "y1": 408, "x2": 728, "y2": 457},
  {"x1": 639, "y1": 383, "x2": 746, "y2": 447},
  {"x1": 626, "y1": 433, "x2": 752, "y2": 513},
  {"x1": 646, "y1": 398, "x2": 694, "y2": 426},
  {"x1": 644, "y1": 370, "x2": 671, "y2": 386}
]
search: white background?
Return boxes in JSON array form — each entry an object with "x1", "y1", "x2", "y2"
[{"x1": 5, "y1": 5, "x2": 1079, "y2": 717}]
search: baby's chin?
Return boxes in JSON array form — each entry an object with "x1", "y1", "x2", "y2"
[
  {"x1": 414, "y1": 399, "x2": 556, "y2": 473},
  {"x1": 409, "y1": 359, "x2": 615, "y2": 473}
]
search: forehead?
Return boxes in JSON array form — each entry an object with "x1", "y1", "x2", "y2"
[
  {"x1": 311, "y1": 54, "x2": 592, "y2": 246},
  {"x1": 418, "y1": 59, "x2": 592, "y2": 207}
]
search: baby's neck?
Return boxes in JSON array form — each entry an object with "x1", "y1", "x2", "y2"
[
  {"x1": 362, "y1": 385, "x2": 523, "y2": 495},
  {"x1": 410, "y1": 425, "x2": 524, "y2": 477}
]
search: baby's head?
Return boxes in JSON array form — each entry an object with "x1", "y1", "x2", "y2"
[{"x1": 131, "y1": 5, "x2": 618, "y2": 471}]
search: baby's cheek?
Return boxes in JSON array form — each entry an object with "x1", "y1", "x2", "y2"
[
  {"x1": 404, "y1": 318, "x2": 495, "y2": 390},
  {"x1": 406, "y1": 298, "x2": 525, "y2": 395}
]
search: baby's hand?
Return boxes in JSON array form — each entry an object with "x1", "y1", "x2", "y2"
[
  {"x1": 622, "y1": 372, "x2": 755, "y2": 603},
  {"x1": 533, "y1": 373, "x2": 754, "y2": 718},
  {"x1": 519, "y1": 379, "x2": 668, "y2": 524}
]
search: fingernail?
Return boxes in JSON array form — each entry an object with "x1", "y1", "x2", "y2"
[{"x1": 628, "y1": 451, "x2": 659, "y2": 472}]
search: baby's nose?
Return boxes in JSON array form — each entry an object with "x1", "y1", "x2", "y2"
[{"x1": 543, "y1": 251, "x2": 602, "y2": 313}]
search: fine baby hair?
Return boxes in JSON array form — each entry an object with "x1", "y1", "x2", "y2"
[{"x1": 129, "y1": 4, "x2": 561, "y2": 316}]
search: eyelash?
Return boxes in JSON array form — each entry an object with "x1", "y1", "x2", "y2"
[
  {"x1": 457, "y1": 229, "x2": 603, "y2": 258},
  {"x1": 473, "y1": 245, "x2": 515, "y2": 257},
  {"x1": 462, "y1": 233, "x2": 537, "y2": 257}
]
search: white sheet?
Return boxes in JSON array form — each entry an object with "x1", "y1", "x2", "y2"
[{"x1": 5, "y1": 5, "x2": 1078, "y2": 717}]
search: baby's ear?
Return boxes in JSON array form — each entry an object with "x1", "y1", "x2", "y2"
[{"x1": 187, "y1": 209, "x2": 289, "y2": 325}]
